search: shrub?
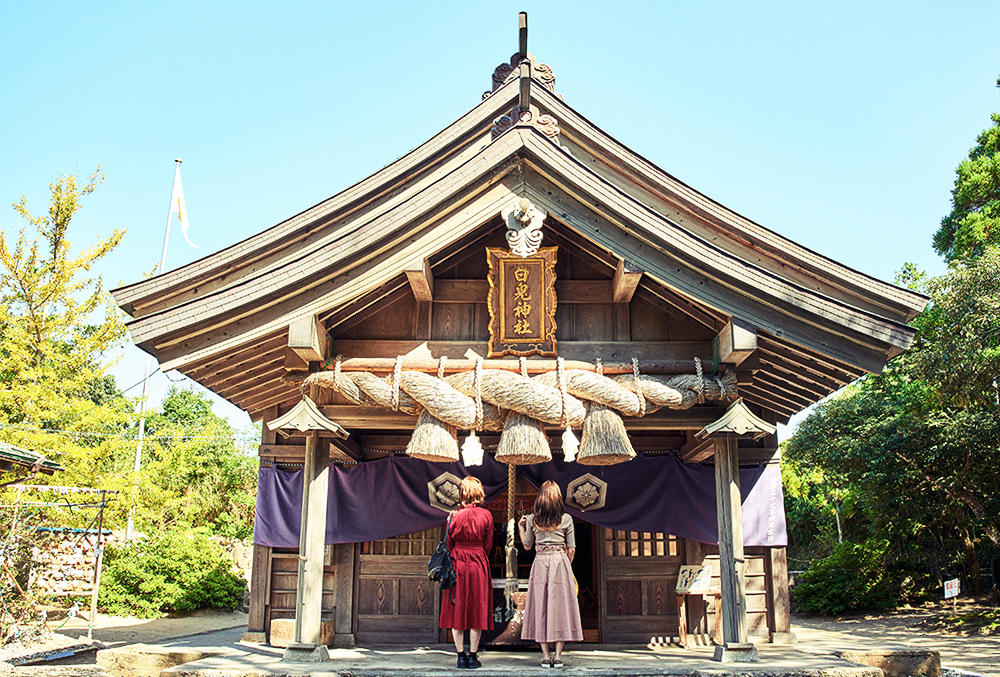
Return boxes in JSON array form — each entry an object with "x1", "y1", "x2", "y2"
[
  {"x1": 792, "y1": 538, "x2": 902, "y2": 615},
  {"x1": 98, "y1": 527, "x2": 246, "y2": 618}
]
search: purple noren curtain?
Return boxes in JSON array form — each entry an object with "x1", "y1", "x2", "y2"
[{"x1": 253, "y1": 453, "x2": 786, "y2": 548}]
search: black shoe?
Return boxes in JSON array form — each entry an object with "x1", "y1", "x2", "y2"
[
  {"x1": 467, "y1": 651, "x2": 481, "y2": 669},
  {"x1": 457, "y1": 651, "x2": 468, "y2": 669}
]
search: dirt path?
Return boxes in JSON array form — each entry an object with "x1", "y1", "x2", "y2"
[
  {"x1": 6, "y1": 605, "x2": 1000, "y2": 675},
  {"x1": 57, "y1": 609, "x2": 249, "y2": 647},
  {"x1": 792, "y1": 603, "x2": 1000, "y2": 677}
]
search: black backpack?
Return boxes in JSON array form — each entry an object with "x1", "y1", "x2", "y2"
[{"x1": 428, "y1": 512, "x2": 457, "y2": 604}]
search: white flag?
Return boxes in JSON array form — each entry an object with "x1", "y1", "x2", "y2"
[{"x1": 169, "y1": 163, "x2": 197, "y2": 248}]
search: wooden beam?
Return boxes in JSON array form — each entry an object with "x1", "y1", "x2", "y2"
[
  {"x1": 756, "y1": 334, "x2": 863, "y2": 385},
  {"x1": 612, "y1": 259, "x2": 643, "y2": 303},
  {"x1": 737, "y1": 384, "x2": 799, "y2": 419},
  {"x1": 330, "y1": 436, "x2": 362, "y2": 463},
  {"x1": 329, "y1": 339, "x2": 712, "y2": 371},
  {"x1": 751, "y1": 370, "x2": 828, "y2": 405},
  {"x1": 259, "y1": 443, "x2": 306, "y2": 459},
  {"x1": 284, "y1": 348, "x2": 310, "y2": 372},
  {"x1": 716, "y1": 318, "x2": 757, "y2": 367},
  {"x1": 288, "y1": 315, "x2": 329, "y2": 363},
  {"x1": 679, "y1": 437, "x2": 716, "y2": 464},
  {"x1": 185, "y1": 334, "x2": 286, "y2": 379},
  {"x1": 736, "y1": 446, "x2": 779, "y2": 464},
  {"x1": 432, "y1": 279, "x2": 616, "y2": 304},
  {"x1": 238, "y1": 382, "x2": 300, "y2": 412},
  {"x1": 405, "y1": 259, "x2": 434, "y2": 302},
  {"x1": 317, "y1": 404, "x2": 726, "y2": 431},
  {"x1": 613, "y1": 303, "x2": 630, "y2": 342},
  {"x1": 324, "y1": 279, "x2": 410, "y2": 333}
]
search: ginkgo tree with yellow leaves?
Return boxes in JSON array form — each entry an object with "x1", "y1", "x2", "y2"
[
  {"x1": 1, "y1": 169, "x2": 258, "y2": 536},
  {"x1": 0, "y1": 168, "x2": 136, "y2": 508}
]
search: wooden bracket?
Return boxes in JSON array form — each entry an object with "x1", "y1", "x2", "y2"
[
  {"x1": 716, "y1": 318, "x2": 757, "y2": 366},
  {"x1": 679, "y1": 436, "x2": 716, "y2": 464},
  {"x1": 612, "y1": 259, "x2": 643, "y2": 303},
  {"x1": 288, "y1": 315, "x2": 329, "y2": 363},
  {"x1": 405, "y1": 259, "x2": 434, "y2": 302},
  {"x1": 330, "y1": 436, "x2": 362, "y2": 463}
]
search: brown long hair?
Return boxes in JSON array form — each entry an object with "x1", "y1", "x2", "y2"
[
  {"x1": 532, "y1": 480, "x2": 565, "y2": 530},
  {"x1": 459, "y1": 476, "x2": 485, "y2": 505}
]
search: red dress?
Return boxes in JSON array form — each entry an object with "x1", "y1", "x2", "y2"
[{"x1": 438, "y1": 504, "x2": 494, "y2": 631}]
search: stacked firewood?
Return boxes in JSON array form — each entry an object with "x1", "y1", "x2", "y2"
[{"x1": 28, "y1": 533, "x2": 115, "y2": 596}]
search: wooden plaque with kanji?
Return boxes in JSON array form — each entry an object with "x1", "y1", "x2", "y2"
[{"x1": 486, "y1": 246, "x2": 558, "y2": 357}]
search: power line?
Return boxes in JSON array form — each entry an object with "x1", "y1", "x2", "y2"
[{"x1": 0, "y1": 422, "x2": 251, "y2": 443}]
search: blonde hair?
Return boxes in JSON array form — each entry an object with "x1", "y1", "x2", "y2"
[{"x1": 459, "y1": 476, "x2": 485, "y2": 505}]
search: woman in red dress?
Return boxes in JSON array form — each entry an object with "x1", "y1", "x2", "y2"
[{"x1": 440, "y1": 476, "x2": 494, "y2": 669}]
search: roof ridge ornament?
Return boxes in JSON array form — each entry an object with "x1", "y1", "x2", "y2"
[
  {"x1": 484, "y1": 12, "x2": 557, "y2": 100},
  {"x1": 505, "y1": 198, "x2": 545, "y2": 257}
]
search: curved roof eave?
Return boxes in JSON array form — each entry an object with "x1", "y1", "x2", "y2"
[
  {"x1": 527, "y1": 85, "x2": 929, "y2": 324},
  {"x1": 129, "y1": 124, "x2": 915, "y2": 378}
]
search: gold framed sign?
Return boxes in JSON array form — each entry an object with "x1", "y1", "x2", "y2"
[{"x1": 487, "y1": 246, "x2": 558, "y2": 357}]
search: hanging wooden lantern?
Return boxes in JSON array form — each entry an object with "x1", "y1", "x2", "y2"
[
  {"x1": 406, "y1": 410, "x2": 459, "y2": 462},
  {"x1": 494, "y1": 412, "x2": 552, "y2": 465},
  {"x1": 575, "y1": 404, "x2": 636, "y2": 465}
]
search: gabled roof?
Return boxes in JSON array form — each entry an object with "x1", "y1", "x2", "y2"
[{"x1": 112, "y1": 62, "x2": 927, "y2": 423}]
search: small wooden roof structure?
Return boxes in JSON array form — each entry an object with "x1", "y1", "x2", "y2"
[
  {"x1": 112, "y1": 31, "x2": 926, "y2": 425},
  {"x1": 0, "y1": 441, "x2": 64, "y2": 476}
]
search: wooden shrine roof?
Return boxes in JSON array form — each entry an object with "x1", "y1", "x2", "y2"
[{"x1": 112, "y1": 51, "x2": 927, "y2": 425}]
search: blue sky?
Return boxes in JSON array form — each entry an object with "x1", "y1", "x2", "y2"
[{"x1": 3, "y1": 2, "x2": 998, "y2": 432}]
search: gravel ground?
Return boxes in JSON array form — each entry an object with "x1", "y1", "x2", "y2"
[{"x1": 792, "y1": 600, "x2": 1000, "y2": 677}]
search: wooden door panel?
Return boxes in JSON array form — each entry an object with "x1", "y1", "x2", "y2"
[
  {"x1": 398, "y1": 578, "x2": 434, "y2": 615},
  {"x1": 600, "y1": 528, "x2": 682, "y2": 643},
  {"x1": 355, "y1": 528, "x2": 440, "y2": 644}
]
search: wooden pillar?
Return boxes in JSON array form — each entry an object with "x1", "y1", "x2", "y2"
[
  {"x1": 333, "y1": 542, "x2": 356, "y2": 647},
  {"x1": 765, "y1": 546, "x2": 796, "y2": 644},
  {"x1": 246, "y1": 404, "x2": 278, "y2": 643},
  {"x1": 285, "y1": 427, "x2": 331, "y2": 661},
  {"x1": 245, "y1": 543, "x2": 272, "y2": 640},
  {"x1": 713, "y1": 434, "x2": 758, "y2": 662}
]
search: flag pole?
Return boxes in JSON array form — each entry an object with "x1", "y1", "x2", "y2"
[{"x1": 125, "y1": 158, "x2": 182, "y2": 543}]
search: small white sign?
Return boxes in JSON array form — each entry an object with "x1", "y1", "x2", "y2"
[{"x1": 944, "y1": 578, "x2": 960, "y2": 599}]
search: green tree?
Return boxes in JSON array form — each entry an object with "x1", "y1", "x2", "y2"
[
  {"x1": 934, "y1": 76, "x2": 1000, "y2": 262},
  {"x1": 135, "y1": 386, "x2": 258, "y2": 537},
  {"x1": 0, "y1": 169, "x2": 133, "y2": 507},
  {"x1": 785, "y1": 253, "x2": 1000, "y2": 597}
]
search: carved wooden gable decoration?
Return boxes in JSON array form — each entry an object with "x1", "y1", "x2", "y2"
[{"x1": 487, "y1": 199, "x2": 558, "y2": 357}]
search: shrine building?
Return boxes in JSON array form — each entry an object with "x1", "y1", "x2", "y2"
[{"x1": 113, "y1": 15, "x2": 926, "y2": 663}]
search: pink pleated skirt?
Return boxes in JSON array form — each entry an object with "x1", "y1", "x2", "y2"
[{"x1": 520, "y1": 546, "x2": 583, "y2": 643}]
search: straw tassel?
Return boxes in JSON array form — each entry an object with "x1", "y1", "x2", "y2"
[{"x1": 575, "y1": 357, "x2": 636, "y2": 465}]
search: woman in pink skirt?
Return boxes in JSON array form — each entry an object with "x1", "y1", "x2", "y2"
[{"x1": 518, "y1": 481, "x2": 583, "y2": 668}]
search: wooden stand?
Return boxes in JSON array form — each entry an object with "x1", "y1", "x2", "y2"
[{"x1": 676, "y1": 590, "x2": 722, "y2": 646}]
